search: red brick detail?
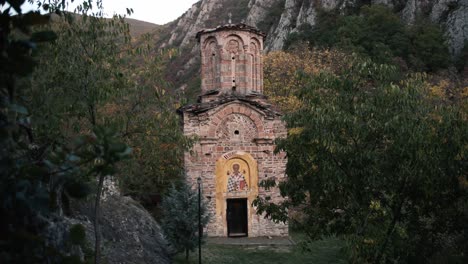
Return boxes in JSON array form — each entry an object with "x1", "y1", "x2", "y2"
[{"x1": 208, "y1": 103, "x2": 265, "y2": 137}]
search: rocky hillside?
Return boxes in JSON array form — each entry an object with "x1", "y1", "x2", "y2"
[
  {"x1": 154, "y1": 0, "x2": 467, "y2": 97},
  {"x1": 162, "y1": 0, "x2": 467, "y2": 54}
]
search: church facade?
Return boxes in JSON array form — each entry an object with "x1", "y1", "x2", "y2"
[{"x1": 179, "y1": 24, "x2": 288, "y2": 237}]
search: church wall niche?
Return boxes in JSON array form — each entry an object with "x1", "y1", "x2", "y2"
[
  {"x1": 223, "y1": 34, "x2": 245, "y2": 93},
  {"x1": 249, "y1": 37, "x2": 262, "y2": 93},
  {"x1": 201, "y1": 36, "x2": 219, "y2": 92}
]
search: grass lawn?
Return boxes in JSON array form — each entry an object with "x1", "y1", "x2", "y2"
[{"x1": 173, "y1": 234, "x2": 346, "y2": 264}]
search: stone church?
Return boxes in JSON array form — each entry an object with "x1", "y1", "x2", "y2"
[{"x1": 179, "y1": 23, "x2": 288, "y2": 237}]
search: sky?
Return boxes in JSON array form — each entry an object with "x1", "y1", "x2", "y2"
[
  {"x1": 97, "y1": 0, "x2": 200, "y2": 24},
  {"x1": 12, "y1": 0, "x2": 200, "y2": 25}
]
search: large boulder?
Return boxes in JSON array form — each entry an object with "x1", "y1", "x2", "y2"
[
  {"x1": 74, "y1": 194, "x2": 173, "y2": 264},
  {"x1": 44, "y1": 194, "x2": 172, "y2": 264}
]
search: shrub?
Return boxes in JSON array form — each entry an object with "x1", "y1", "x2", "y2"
[
  {"x1": 160, "y1": 181, "x2": 210, "y2": 260},
  {"x1": 409, "y1": 20, "x2": 451, "y2": 71},
  {"x1": 285, "y1": 5, "x2": 452, "y2": 71}
]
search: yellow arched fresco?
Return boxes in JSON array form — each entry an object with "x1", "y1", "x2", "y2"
[{"x1": 215, "y1": 151, "x2": 258, "y2": 235}]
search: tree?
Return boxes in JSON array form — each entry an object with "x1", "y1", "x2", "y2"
[
  {"x1": 114, "y1": 45, "x2": 194, "y2": 200},
  {"x1": 0, "y1": 1, "x2": 131, "y2": 263},
  {"x1": 19, "y1": 1, "x2": 136, "y2": 263},
  {"x1": 161, "y1": 180, "x2": 210, "y2": 260},
  {"x1": 254, "y1": 56, "x2": 467, "y2": 263},
  {"x1": 28, "y1": 1, "x2": 132, "y2": 139},
  {"x1": 28, "y1": 2, "x2": 192, "y2": 212},
  {"x1": 264, "y1": 45, "x2": 349, "y2": 113},
  {"x1": 0, "y1": 3, "x2": 59, "y2": 262}
]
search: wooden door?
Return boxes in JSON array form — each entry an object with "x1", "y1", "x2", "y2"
[{"x1": 226, "y1": 198, "x2": 248, "y2": 237}]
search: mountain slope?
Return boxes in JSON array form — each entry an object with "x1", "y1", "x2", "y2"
[
  {"x1": 125, "y1": 18, "x2": 161, "y2": 39},
  {"x1": 162, "y1": 0, "x2": 467, "y2": 54},
  {"x1": 154, "y1": 0, "x2": 467, "y2": 98}
]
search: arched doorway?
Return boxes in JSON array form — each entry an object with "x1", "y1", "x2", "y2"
[{"x1": 215, "y1": 151, "x2": 258, "y2": 236}]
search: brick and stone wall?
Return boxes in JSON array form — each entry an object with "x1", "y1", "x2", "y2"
[
  {"x1": 180, "y1": 24, "x2": 288, "y2": 237},
  {"x1": 182, "y1": 101, "x2": 288, "y2": 237},
  {"x1": 197, "y1": 24, "x2": 265, "y2": 101}
]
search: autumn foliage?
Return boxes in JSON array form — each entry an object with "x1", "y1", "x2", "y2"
[
  {"x1": 259, "y1": 45, "x2": 468, "y2": 262},
  {"x1": 263, "y1": 45, "x2": 349, "y2": 113}
]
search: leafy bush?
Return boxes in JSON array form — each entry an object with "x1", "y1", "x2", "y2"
[
  {"x1": 285, "y1": 5, "x2": 452, "y2": 71},
  {"x1": 263, "y1": 45, "x2": 350, "y2": 113},
  {"x1": 409, "y1": 19, "x2": 451, "y2": 71}
]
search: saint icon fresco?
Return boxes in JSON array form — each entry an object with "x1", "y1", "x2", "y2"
[{"x1": 227, "y1": 164, "x2": 248, "y2": 192}]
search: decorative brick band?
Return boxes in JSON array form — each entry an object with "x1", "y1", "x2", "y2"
[{"x1": 207, "y1": 102, "x2": 269, "y2": 138}]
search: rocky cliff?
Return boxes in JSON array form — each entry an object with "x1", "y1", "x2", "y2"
[
  {"x1": 156, "y1": 0, "x2": 467, "y2": 95},
  {"x1": 161, "y1": 0, "x2": 467, "y2": 55}
]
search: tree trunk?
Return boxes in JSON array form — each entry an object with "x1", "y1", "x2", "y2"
[
  {"x1": 94, "y1": 174, "x2": 105, "y2": 264},
  {"x1": 373, "y1": 198, "x2": 405, "y2": 263},
  {"x1": 185, "y1": 248, "x2": 189, "y2": 260},
  {"x1": 55, "y1": 184, "x2": 63, "y2": 217}
]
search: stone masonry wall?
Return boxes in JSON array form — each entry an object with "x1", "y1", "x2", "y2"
[
  {"x1": 199, "y1": 27, "x2": 265, "y2": 99},
  {"x1": 183, "y1": 101, "x2": 288, "y2": 237}
]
